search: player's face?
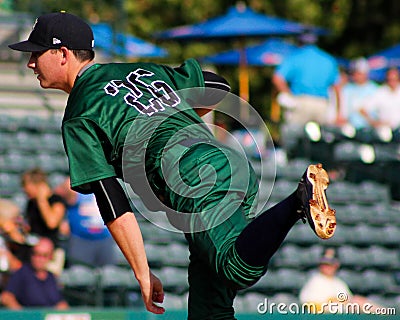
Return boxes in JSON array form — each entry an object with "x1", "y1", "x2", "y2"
[{"x1": 27, "y1": 49, "x2": 65, "y2": 90}]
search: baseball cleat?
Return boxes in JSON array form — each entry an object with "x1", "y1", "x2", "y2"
[{"x1": 297, "y1": 163, "x2": 336, "y2": 239}]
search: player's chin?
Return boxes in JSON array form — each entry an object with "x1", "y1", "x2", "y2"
[
  {"x1": 39, "y1": 81, "x2": 58, "y2": 90},
  {"x1": 37, "y1": 76, "x2": 50, "y2": 88},
  {"x1": 38, "y1": 80, "x2": 50, "y2": 88}
]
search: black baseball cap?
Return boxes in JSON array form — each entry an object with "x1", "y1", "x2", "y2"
[{"x1": 9, "y1": 11, "x2": 94, "y2": 52}]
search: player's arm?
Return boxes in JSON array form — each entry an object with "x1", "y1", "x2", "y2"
[
  {"x1": 89, "y1": 177, "x2": 165, "y2": 314},
  {"x1": 194, "y1": 71, "x2": 231, "y2": 117}
]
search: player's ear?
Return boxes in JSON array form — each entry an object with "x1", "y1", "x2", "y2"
[{"x1": 60, "y1": 47, "x2": 69, "y2": 64}]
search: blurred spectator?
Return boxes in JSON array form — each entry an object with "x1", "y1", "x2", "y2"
[
  {"x1": 0, "y1": 237, "x2": 69, "y2": 309},
  {"x1": 359, "y1": 67, "x2": 400, "y2": 129},
  {"x1": 54, "y1": 178, "x2": 117, "y2": 267},
  {"x1": 0, "y1": 199, "x2": 32, "y2": 267},
  {"x1": 327, "y1": 67, "x2": 349, "y2": 124},
  {"x1": 341, "y1": 57, "x2": 379, "y2": 129},
  {"x1": 272, "y1": 32, "x2": 342, "y2": 125},
  {"x1": 21, "y1": 168, "x2": 66, "y2": 276},
  {"x1": 272, "y1": 31, "x2": 341, "y2": 150},
  {"x1": 0, "y1": 199, "x2": 35, "y2": 291},
  {"x1": 299, "y1": 248, "x2": 381, "y2": 314}
]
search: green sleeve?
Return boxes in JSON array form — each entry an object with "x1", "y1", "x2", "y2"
[{"x1": 62, "y1": 118, "x2": 116, "y2": 193}]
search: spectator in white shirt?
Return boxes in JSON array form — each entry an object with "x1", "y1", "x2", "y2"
[
  {"x1": 359, "y1": 67, "x2": 400, "y2": 129},
  {"x1": 299, "y1": 248, "x2": 381, "y2": 314}
]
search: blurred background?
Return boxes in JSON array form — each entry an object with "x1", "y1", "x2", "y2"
[{"x1": 0, "y1": 1, "x2": 400, "y2": 319}]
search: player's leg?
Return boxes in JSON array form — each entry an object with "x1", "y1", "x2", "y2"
[
  {"x1": 235, "y1": 163, "x2": 336, "y2": 269},
  {"x1": 235, "y1": 163, "x2": 336, "y2": 268},
  {"x1": 161, "y1": 143, "x2": 336, "y2": 307},
  {"x1": 185, "y1": 238, "x2": 237, "y2": 320},
  {"x1": 165, "y1": 142, "x2": 288, "y2": 289},
  {"x1": 185, "y1": 163, "x2": 336, "y2": 291}
]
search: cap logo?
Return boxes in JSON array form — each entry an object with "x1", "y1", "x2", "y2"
[{"x1": 53, "y1": 37, "x2": 61, "y2": 45}]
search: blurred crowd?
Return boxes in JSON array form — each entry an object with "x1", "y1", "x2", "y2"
[
  {"x1": 0, "y1": 167, "x2": 117, "y2": 309},
  {"x1": 272, "y1": 32, "x2": 400, "y2": 151}
]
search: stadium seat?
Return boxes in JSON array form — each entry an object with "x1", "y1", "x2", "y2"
[
  {"x1": 98, "y1": 265, "x2": 139, "y2": 307},
  {"x1": 361, "y1": 270, "x2": 397, "y2": 294},
  {"x1": 285, "y1": 223, "x2": 316, "y2": 246},
  {"x1": 380, "y1": 205, "x2": 400, "y2": 224},
  {"x1": 379, "y1": 225, "x2": 400, "y2": 247},
  {"x1": 44, "y1": 113, "x2": 63, "y2": 133},
  {"x1": 162, "y1": 293, "x2": 186, "y2": 310},
  {"x1": 0, "y1": 114, "x2": 19, "y2": 132},
  {"x1": 2, "y1": 151, "x2": 36, "y2": 173},
  {"x1": 233, "y1": 294, "x2": 249, "y2": 313},
  {"x1": 144, "y1": 243, "x2": 168, "y2": 268},
  {"x1": 0, "y1": 172, "x2": 21, "y2": 197},
  {"x1": 332, "y1": 140, "x2": 363, "y2": 162},
  {"x1": 269, "y1": 179, "x2": 297, "y2": 202},
  {"x1": 159, "y1": 266, "x2": 188, "y2": 294},
  {"x1": 340, "y1": 202, "x2": 394, "y2": 226},
  {"x1": 242, "y1": 292, "x2": 267, "y2": 312},
  {"x1": 349, "y1": 224, "x2": 384, "y2": 246},
  {"x1": 336, "y1": 269, "x2": 365, "y2": 294},
  {"x1": 250, "y1": 270, "x2": 276, "y2": 293},
  {"x1": 0, "y1": 132, "x2": 12, "y2": 154},
  {"x1": 273, "y1": 244, "x2": 310, "y2": 269},
  {"x1": 14, "y1": 131, "x2": 42, "y2": 152},
  {"x1": 276, "y1": 158, "x2": 310, "y2": 181},
  {"x1": 270, "y1": 268, "x2": 306, "y2": 293},
  {"x1": 60, "y1": 265, "x2": 100, "y2": 306},
  {"x1": 337, "y1": 245, "x2": 370, "y2": 270},
  {"x1": 327, "y1": 180, "x2": 359, "y2": 204},
  {"x1": 36, "y1": 152, "x2": 68, "y2": 173},
  {"x1": 41, "y1": 132, "x2": 64, "y2": 153},
  {"x1": 367, "y1": 246, "x2": 400, "y2": 270},
  {"x1": 269, "y1": 292, "x2": 300, "y2": 306},
  {"x1": 355, "y1": 180, "x2": 390, "y2": 204},
  {"x1": 163, "y1": 242, "x2": 189, "y2": 267}
]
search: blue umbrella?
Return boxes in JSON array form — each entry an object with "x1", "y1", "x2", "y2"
[
  {"x1": 115, "y1": 33, "x2": 168, "y2": 58},
  {"x1": 154, "y1": 4, "x2": 323, "y2": 103},
  {"x1": 201, "y1": 38, "x2": 296, "y2": 66},
  {"x1": 367, "y1": 44, "x2": 400, "y2": 82},
  {"x1": 91, "y1": 23, "x2": 167, "y2": 58},
  {"x1": 154, "y1": 4, "x2": 310, "y2": 40}
]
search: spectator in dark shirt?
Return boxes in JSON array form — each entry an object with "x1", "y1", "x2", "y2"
[
  {"x1": 1, "y1": 237, "x2": 69, "y2": 309},
  {"x1": 21, "y1": 168, "x2": 66, "y2": 276}
]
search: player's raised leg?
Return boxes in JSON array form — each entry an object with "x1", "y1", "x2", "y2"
[{"x1": 233, "y1": 163, "x2": 336, "y2": 278}]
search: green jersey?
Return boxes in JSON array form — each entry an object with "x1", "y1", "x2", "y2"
[
  {"x1": 62, "y1": 58, "x2": 212, "y2": 194},
  {"x1": 62, "y1": 58, "x2": 262, "y2": 320}
]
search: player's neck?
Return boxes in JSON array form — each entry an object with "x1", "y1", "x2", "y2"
[{"x1": 66, "y1": 60, "x2": 94, "y2": 93}]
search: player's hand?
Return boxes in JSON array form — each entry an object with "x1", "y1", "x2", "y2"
[{"x1": 139, "y1": 271, "x2": 165, "y2": 314}]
